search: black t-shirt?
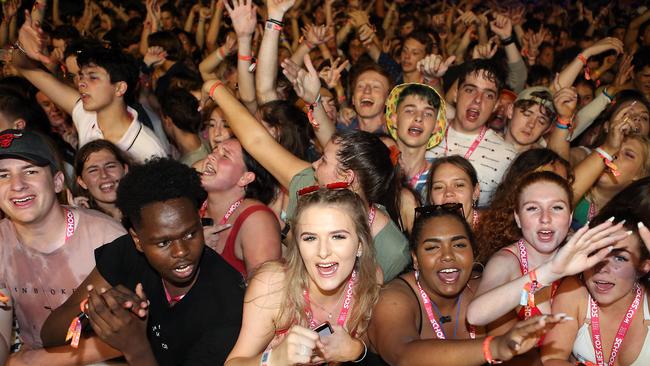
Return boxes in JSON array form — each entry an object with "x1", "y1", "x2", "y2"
[{"x1": 95, "y1": 234, "x2": 245, "y2": 366}]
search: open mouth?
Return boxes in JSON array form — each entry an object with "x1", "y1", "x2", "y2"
[
  {"x1": 437, "y1": 268, "x2": 461, "y2": 284},
  {"x1": 99, "y1": 182, "x2": 117, "y2": 193},
  {"x1": 593, "y1": 280, "x2": 615, "y2": 293},
  {"x1": 11, "y1": 196, "x2": 35, "y2": 207},
  {"x1": 172, "y1": 263, "x2": 196, "y2": 279},
  {"x1": 537, "y1": 230, "x2": 554, "y2": 242},
  {"x1": 360, "y1": 98, "x2": 374, "y2": 108},
  {"x1": 465, "y1": 108, "x2": 480, "y2": 122},
  {"x1": 203, "y1": 163, "x2": 216, "y2": 176},
  {"x1": 407, "y1": 126, "x2": 424, "y2": 136},
  {"x1": 316, "y1": 262, "x2": 339, "y2": 277}
]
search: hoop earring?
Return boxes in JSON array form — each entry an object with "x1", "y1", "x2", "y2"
[
  {"x1": 414, "y1": 269, "x2": 420, "y2": 282},
  {"x1": 471, "y1": 262, "x2": 485, "y2": 280}
]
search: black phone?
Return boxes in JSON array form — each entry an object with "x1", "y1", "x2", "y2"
[
  {"x1": 314, "y1": 322, "x2": 334, "y2": 337},
  {"x1": 201, "y1": 218, "x2": 214, "y2": 227}
]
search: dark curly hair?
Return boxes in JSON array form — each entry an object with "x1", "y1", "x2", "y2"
[
  {"x1": 241, "y1": 143, "x2": 278, "y2": 205},
  {"x1": 116, "y1": 157, "x2": 207, "y2": 229}
]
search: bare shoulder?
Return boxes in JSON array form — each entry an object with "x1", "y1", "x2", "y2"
[{"x1": 245, "y1": 261, "x2": 287, "y2": 305}]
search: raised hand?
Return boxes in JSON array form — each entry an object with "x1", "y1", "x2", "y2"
[
  {"x1": 639, "y1": 222, "x2": 650, "y2": 253},
  {"x1": 612, "y1": 54, "x2": 634, "y2": 90},
  {"x1": 455, "y1": 9, "x2": 479, "y2": 26},
  {"x1": 583, "y1": 37, "x2": 624, "y2": 58},
  {"x1": 472, "y1": 37, "x2": 498, "y2": 59},
  {"x1": 319, "y1": 58, "x2": 349, "y2": 89},
  {"x1": 303, "y1": 24, "x2": 333, "y2": 48},
  {"x1": 490, "y1": 13, "x2": 512, "y2": 40},
  {"x1": 226, "y1": 0, "x2": 257, "y2": 38},
  {"x1": 348, "y1": 9, "x2": 370, "y2": 29},
  {"x1": 143, "y1": 46, "x2": 167, "y2": 67},
  {"x1": 357, "y1": 23, "x2": 376, "y2": 47},
  {"x1": 2, "y1": 0, "x2": 21, "y2": 20},
  {"x1": 417, "y1": 54, "x2": 456, "y2": 79},
  {"x1": 552, "y1": 74, "x2": 578, "y2": 120},
  {"x1": 545, "y1": 220, "x2": 629, "y2": 282},
  {"x1": 281, "y1": 54, "x2": 321, "y2": 104},
  {"x1": 609, "y1": 100, "x2": 643, "y2": 138},
  {"x1": 16, "y1": 10, "x2": 51, "y2": 64},
  {"x1": 509, "y1": 5, "x2": 526, "y2": 26},
  {"x1": 267, "y1": 0, "x2": 296, "y2": 20}
]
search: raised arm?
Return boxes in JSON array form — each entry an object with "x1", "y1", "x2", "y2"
[
  {"x1": 624, "y1": 8, "x2": 650, "y2": 53},
  {"x1": 227, "y1": 0, "x2": 259, "y2": 113},
  {"x1": 546, "y1": 76, "x2": 578, "y2": 161},
  {"x1": 12, "y1": 12, "x2": 80, "y2": 115},
  {"x1": 467, "y1": 221, "x2": 628, "y2": 326},
  {"x1": 198, "y1": 34, "x2": 236, "y2": 81},
  {"x1": 256, "y1": 0, "x2": 296, "y2": 103},
  {"x1": 205, "y1": 0, "x2": 225, "y2": 53},
  {"x1": 202, "y1": 79, "x2": 310, "y2": 188},
  {"x1": 281, "y1": 54, "x2": 335, "y2": 148}
]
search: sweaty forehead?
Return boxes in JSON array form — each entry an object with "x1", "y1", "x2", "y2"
[{"x1": 460, "y1": 70, "x2": 498, "y2": 90}]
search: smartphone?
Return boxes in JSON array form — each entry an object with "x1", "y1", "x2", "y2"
[
  {"x1": 314, "y1": 322, "x2": 334, "y2": 337},
  {"x1": 201, "y1": 218, "x2": 214, "y2": 227}
]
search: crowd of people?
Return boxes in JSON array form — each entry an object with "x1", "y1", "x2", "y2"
[{"x1": 0, "y1": 0, "x2": 650, "y2": 365}]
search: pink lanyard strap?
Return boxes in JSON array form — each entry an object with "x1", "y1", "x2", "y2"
[
  {"x1": 219, "y1": 198, "x2": 244, "y2": 225},
  {"x1": 471, "y1": 210, "x2": 478, "y2": 229},
  {"x1": 589, "y1": 284, "x2": 643, "y2": 366},
  {"x1": 517, "y1": 239, "x2": 560, "y2": 319},
  {"x1": 588, "y1": 199, "x2": 597, "y2": 221},
  {"x1": 304, "y1": 270, "x2": 357, "y2": 329},
  {"x1": 415, "y1": 280, "x2": 475, "y2": 340},
  {"x1": 443, "y1": 125, "x2": 488, "y2": 159},
  {"x1": 368, "y1": 205, "x2": 377, "y2": 227},
  {"x1": 162, "y1": 280, "x2": 186, "y2": 304},
  {"x1": 408, "y1": 163, "x2": 430, "y2": 189},
  {"x1": 64, "y1": 208, "x2": 75, "y2": 242}
]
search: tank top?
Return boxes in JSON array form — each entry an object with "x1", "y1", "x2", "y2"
[{"x1": 222, "y1": 205, "x2": 275, "y2": 277}]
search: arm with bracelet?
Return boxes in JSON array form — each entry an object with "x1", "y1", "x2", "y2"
[
  {"x1": 226, "y1": 0, "x2": 259, "y2": 114},
  {"x1": 490, "y1": 13, "x2": 527, "y2": 93},
  {"x1": 546, "y1": 76, "x2": 578, "y2": 162}
]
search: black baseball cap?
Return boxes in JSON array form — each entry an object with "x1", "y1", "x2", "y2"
[{"x1": 0, "y1": 129, "x2": 59, "y2": 172}]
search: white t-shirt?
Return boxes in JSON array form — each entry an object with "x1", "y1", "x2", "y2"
[
  {"x1": 425, "y1": 126, "x2": 518, "y2": 207},
  {"x1": 72, "y1": 100, "x2": 168, "y2": 163}
]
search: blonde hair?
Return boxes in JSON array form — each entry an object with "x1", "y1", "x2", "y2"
[
  {"x1": 626, "y1": 135, "x2": 650, "y2": 177},
  {"x1": 276, "y1": 189, "x2": 380, "y2": 336}
]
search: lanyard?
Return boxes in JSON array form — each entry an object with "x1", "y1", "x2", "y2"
[
  {"x1": 304, "y1": 270, "x2": 357, "y2": 328},
  {"x1": 162, "y1": 280, "x2": 186, "y2": 304},
  {"x1": 588, "y1": 199, "x2": 597, "y2": 222},
  {"x1": 517, "y1": 239, "x2": 560, "y2": 319},
  {"x1": 415, "y1": 280, "x2": 476, "y2": 339},
  {"x1": 368, "y1": 205, "x2": 377, "y2": 227},
  {"x1": 589, "y1": 284, "x2": 643, "y2": 366},
  {"x1": 64, "y1": 208, "x2": 75, "y2": 242},
  {"x1": 219, "y1": 197, "x2": 244, "y2": 225},
  {"x1": 408, "y1": 163, "x2": 430, "y2": 189},
  {"x1": 444, "y1": 125, "x2": 488, "y2": 160}
]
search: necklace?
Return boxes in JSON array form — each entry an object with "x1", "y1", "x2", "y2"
[{"x1": 309, "y1": 289, "x2": 347, "y2": 321}]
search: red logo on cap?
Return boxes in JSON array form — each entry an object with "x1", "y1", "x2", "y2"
[{"x1": 0, "y1": 133, "x2": 22, "y2": 148}]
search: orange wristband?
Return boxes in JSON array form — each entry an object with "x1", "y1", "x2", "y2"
[
  {"x1": 209, "y1": 80, "x2": 223, "y2": 99},
  {"x1": 483, "y1": 336, "x2": 503, "y2": 364},
  {"x1": 238, "y1": 53, "x2": 253, "y2": 61}
]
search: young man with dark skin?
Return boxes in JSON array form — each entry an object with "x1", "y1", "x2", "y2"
[
  {"x1": 41, "y1": 158, "x2": 245, "y2": 366},
  {"x1": 12, "y1": 13, "x2": 167, "y2": 163},
  {"x1": 425, "y1": 59, "x2": 518, "y2": 207},
  {"x1": 0, "y1": 129, "x2": 126, "y2": 365}
]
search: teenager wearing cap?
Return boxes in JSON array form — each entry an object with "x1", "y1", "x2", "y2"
[
  {"x1": 503, "y1": 87, "x2": 557, "y2": 153},
  {"x1": 12, "y1": 12, "x2": 167, "y2": 164},
  {"x1": 0, "y1": 129, "x2": 126, "y2": 364},
  {"x1": 425, "y1": 59, "x2": 518, "y2": 207}
]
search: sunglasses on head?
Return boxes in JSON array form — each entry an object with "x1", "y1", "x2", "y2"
[
  {"x1": 415, "y1": 203, "x2": 465, "y2": 218},
  {"x1": 297, "y1": 181, "x2": 350, "y2": 196}
]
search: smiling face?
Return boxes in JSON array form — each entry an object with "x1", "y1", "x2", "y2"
[
  {"x1": 413, "y1": 215, "x2": 474, "y2": 298},
  {"x1": 455, "y1": 71, "x2": 499, "y2": 133},
  {"x1": 297, "y1": 204, "x2": 360, "y2": 294},
  {"x1": 201, "y1": 139, "x2": 248, "y2": 192},
  {"x1": 394, "y1": 94, "x2": 439, "y2": 149},
  {"x1": 514, "y1": 181, "x2": 572, "y2": 254},
  {"x1": 352, "y1": 70, "x2": 390, "y2": 120},
  {"x1": 506, "y1": 103, "x2": 552, "y2": 147},
  {"x1": 131, "y1": 197, "x2": 204, "y2": 292},
  {"x1": 584, "y1": 233, "x2": 650, "y2": 306},
  {"x1": 0, "y1": 158, "x2": 63, "y2": 226},
  {"x1": 429, "y1": 163, "x2": 479, "y2": 222},
  {"x1": 597, "y1": 137, "x2": 648, "y2": 190},
  {"x1": 77, "y1": 149, "x2": 128, "y2": 205}
]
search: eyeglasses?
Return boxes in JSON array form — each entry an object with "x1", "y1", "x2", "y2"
[
  {"x1": 415, "y1": 203, "x2": 465, "y2": 218},
  {"x1": 297, "y1": 181, "x2": 350, "y2": 196}
]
